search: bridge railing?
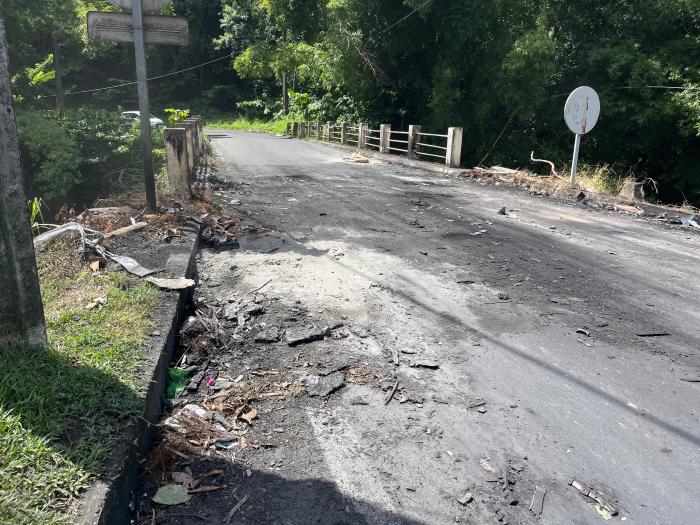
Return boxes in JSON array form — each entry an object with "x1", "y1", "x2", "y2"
[{"x1": 287, "y1": 120, "x2": 462, "y2": 168}]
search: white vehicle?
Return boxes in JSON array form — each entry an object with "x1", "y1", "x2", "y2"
[{"x1": 121, "y1": 111, "x2": 164, "y2": 128}]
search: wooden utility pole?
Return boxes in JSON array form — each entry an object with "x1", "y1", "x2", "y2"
[{"x1": 0, "y1": 17, "x2": 48, "y2": 348}]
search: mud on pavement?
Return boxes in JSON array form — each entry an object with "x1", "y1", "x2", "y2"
[
  {"x1": 134, "y1": 175, "x2": 575, "y2": 525},
  {"x1": 134, "y1": 166, "x2": 635, "y2": 525},
  {"x1": 134, "y1": 132, "x2": 700, "y2": 524}
]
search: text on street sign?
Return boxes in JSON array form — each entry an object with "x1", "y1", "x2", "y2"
[{"x1": 88, "y1": 12, "x2": 189, "y2": 46}]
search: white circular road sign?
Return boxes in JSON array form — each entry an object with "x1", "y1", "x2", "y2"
[
  {"x1": 108, "y1": 0, "x2": 171, "y2": 14},
  {"x1": 564, "y1": 86, "x2": 600, "y2": 135}
]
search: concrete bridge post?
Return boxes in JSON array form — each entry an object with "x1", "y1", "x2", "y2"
[
  {"x1": 173, "y1": 121, "x2": 196, "y2": 176},
  {"x1": 446, "y1": 127, "x2": 463, "y2": 167},
  {"x1": 408, "y1": 125, "x2": 421, "y2": 158},
  {"x1": 164, "y1": 127, "x2": 191, "y2": 198},
  {"x1": 359, "y1": 123, "x2": 368, "y2": 148},
  {"x1": 380, "y1": 124, "x2": 391, "y2": 153}
]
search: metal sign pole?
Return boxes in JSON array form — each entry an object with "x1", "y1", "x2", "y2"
[
  {"x1": 570, "y1": 133, "x2": 581, "y2": 186},
  {"x1": 132, "y1": 0, "x2": 157, "y2": 212}
]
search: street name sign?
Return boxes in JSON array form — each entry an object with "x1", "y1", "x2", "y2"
[
  {"x1": 564, "y1": 86, "x2": 600, "y2": 185},
  {"x1": 108, "y1": 0, "x2": 171, "y2": 14},
  {"x1": 88, "y1": 12, "x2": 189, "y2": 46}
]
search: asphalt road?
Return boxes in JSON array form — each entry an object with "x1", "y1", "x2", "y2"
[{"x1": 202, "y1": 130, "x2": 699, "y2": 524}]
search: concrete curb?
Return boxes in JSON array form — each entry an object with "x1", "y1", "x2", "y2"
[{"x1": 76, "y1": 222, "x2": 200, "y2": 525}]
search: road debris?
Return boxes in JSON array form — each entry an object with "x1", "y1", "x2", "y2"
[
  {"x1": 301, "y1": 372, "x2": 346, "y2": 397},
  {"x1": 254, "y1": 327, "x2": 281, "y2": 343},
  {"x1": 457, "y1": 492, "x2": 473, "y2": 505},
  {"x1": 225, "y1": 494, "x2": 250, "y2": 524},
  {"x1": 152, "y1": 484, "x2": 192, "y2": 506},
  {"x1": 636, "y1": 331, "x2": 670, "y2": 337},
  {"x1": 146, "y1": 277, "x2": 196, "y2": 290},
  {"x1": 344, "y1": 152, "x2": 369, "y2": 163},
  {"x1": 576, "y1": 328, "x2": 591, "y2": 337},
  {"x1": 569, "y1": 479, "x2": 618, "y2": 517},
  {"x1": 410, "y1": 360, "x2": 440, "y2": 369},
  {"x1": 680, "y1": 376, "x2": 700, "y2": 383},
  {"x1": 529, "y1": 486, "x2": 546, "y2": 518},
  {"x1": 480, "y1": 457, "x2": 496, "y2": 473},
  {"x1": 385, "y1": 381, "x2": 400, "y2": 405},
  {"x1": 497, "y1": 206, "x2": 507, "y2": 215},
  {"x1": 286, "y1": 324, "x2": 331, "y2": 346}
]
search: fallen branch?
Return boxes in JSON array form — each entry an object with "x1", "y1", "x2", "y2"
[
  {"x1": 530, "y1": 151, "x2": 565, "y2": 180},
  {"x1": 243, "y1": 279, "x2": 272, "y2": 297},
  {"x1": 104, "y1": 222, "x2": 148, "y2": 239},
  {"x1": 385, "y1": 381, "x2": 399, "y2": 405},
  {"x1": 225, "y1": 494, "x2": 250, "y2": 524}
]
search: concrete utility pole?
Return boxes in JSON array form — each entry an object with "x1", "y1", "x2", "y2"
[
  {"x1": 0, "y1": 18, "x2": 48, "y2": 348},
  {"x1": 132, "y1": 0, "x2": 157, "y2": 212}
]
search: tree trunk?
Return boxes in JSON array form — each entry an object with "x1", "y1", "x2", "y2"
[
  {"x1": 52, "y1": 32, "x2": 64, "y2": 116},
  {"x1": 282, "y1": 72, "x2": 288, "y2": 115}
]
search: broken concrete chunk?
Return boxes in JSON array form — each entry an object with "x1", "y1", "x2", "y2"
[
  {"x1": 529, "y1": 486, "x2": 546, "y2": 518},
  {"x1": 223, "y1": 302, "x2": 240, "y2": 320},
  {"x1": 410, "y1": 360, "x2": 440, "y2": 370},
  {"x1": 300, "y1": 372, "x2": 346, "y2": 397},
  {"x1": 146, "y1": 277, "x2": 196, "y2": 290},
  {"x1": 569, "y1": 480, "x2": 618, "y2": 516},
  {"x1": 286, "y1": 324, "x2": 331, "y2": 346},
  {"x1": 255, "y1": 327, "x2": 281, "y2": 343},
  {"x1": 457, "y1": 492, "x2": 473, "y2": 505}
]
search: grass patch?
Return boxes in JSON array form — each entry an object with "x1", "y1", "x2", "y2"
[
  {"x1": 206, "y1": 116, "x2": 291, "y2": 135},
  {"x1": 575, "y1": 164, "x2": 626, "y2": 195},
  {"x1": 0, "y1": 243, "x2": 161, "y2": 523}
]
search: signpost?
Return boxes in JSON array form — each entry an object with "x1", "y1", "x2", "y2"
[
  {"x1": 88, "y1": 0, "x2": 189, "y2": 212},
  {"x1": 564, "y1": 86, "x2": 600, "y2": 186}
]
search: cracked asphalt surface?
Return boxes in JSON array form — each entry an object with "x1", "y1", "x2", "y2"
[{"x1": 149, "y1": 130, "x2": 700, "y2": 525}]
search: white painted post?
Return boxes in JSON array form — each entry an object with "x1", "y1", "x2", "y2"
[
  {"x1": 570, "y1": 133, "x2": 581, "y2": 186},
  {"x1": 359, "y1": 123, "x2": 368, "y2": 148},
  {"x1": 173, "y1": 121, "x2": 195, "y2": 177},
  {"x1": 408, "y1": 125, "x2": 421, "y2": 158},
  {"x1": 446, "y1": 127, "x2": 463, "y2": 167},
  {"x1": 380, "y1": 124, "x2": 391, "y2": 153},
  {"x1": 163, "y1": 127, "x2": 191, "y2": 197},
  {"x1": 341, "y1": 122, "x2": 349, "y2": 144}
]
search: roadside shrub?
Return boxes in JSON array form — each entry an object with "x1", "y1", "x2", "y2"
[{"x1": 17, "y1": 108, "x2": 165, "y2": 212}]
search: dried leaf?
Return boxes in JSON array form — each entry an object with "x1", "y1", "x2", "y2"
[
  {"x1": 152, "y1": 484, "x2": 192, "y2": 505},
  {"x1": 240, "y1": 409, "x2": 257, "y2": 424}
]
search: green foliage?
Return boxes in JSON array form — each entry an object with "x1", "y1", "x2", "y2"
[
  {"x1": 26, "y1": 55, "x2": 56, "y2": 87},
  {"x1": 164, "y1": 108, "x2": 191, "y2": 125},
  {"x1": 27, "y1": 197, "x2": 46, "y2": 235},
  {"x1": 17, "y1": 108, "x2": 165, "y2": 209}
]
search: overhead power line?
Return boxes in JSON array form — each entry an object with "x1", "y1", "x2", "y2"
[
  {"x1": 60, "y1": 52, "x2": 235, "y2": 97},
  {"x1": 381, "y1": 0, "x2": 433, "y2": 34}
]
